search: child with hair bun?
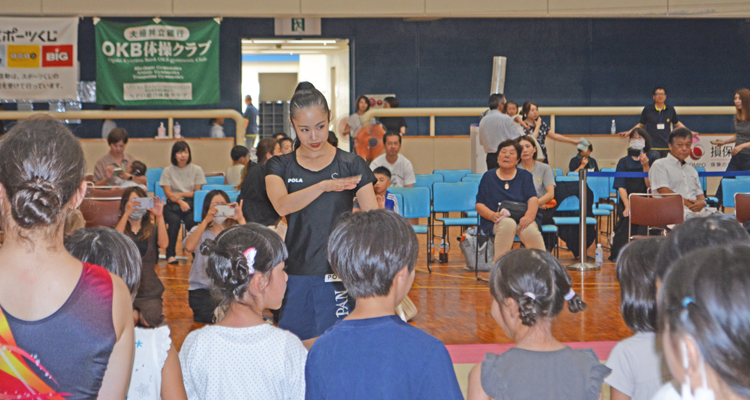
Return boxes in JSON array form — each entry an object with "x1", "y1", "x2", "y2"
[
  {"x1": 468, "y1": 248, "x2": 610, "y2": 400},
  {"x1": 179, "y1": 223, "x2": 307, "y2": 399}
]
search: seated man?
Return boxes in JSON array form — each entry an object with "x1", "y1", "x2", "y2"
[
  {"x1": 649, "y1": 127, "x2": 715, "y2": 218},
  {"x1": 569, "y1": 140, "x2": 599, "y2": 173},
  {"x1": 354, "y1": 167, "x2": 399, "y2": 214},
  {"x1": 369, "y1": 132, "x2": 416, "y2": 187}
]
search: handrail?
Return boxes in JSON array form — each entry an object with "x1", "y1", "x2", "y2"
[
  {"x1": 0, "y1": 110, "x2": 246, "y2": 144},
  {"x1": 361, "y1": 106, "x2": 737, "y2": 136}
]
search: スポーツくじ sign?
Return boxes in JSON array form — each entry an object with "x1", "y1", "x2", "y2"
[
  {"x1": 95, "y1": 18, "x2": 220, "y2": 106},
  {"x1": 0, "y1": 17, "x2": 78, "y2": 100}
]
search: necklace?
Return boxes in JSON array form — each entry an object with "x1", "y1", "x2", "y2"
[{"x1": 498, "y1": 170, "x2": 515, "y2": 190}]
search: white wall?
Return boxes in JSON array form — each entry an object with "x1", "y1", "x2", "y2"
[
  {"x1": 240, "y1": 61, "x2": 299, "y2": 109},
  {"x1": 6, "y1": 0, "x2": 750, "y2": 17},
  {"x1": 327, "y1": 49, "x2": 350, "y2": 137}
]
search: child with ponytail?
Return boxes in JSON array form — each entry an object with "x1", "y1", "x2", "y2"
[
  {"x1": 467, "y1": 249, "x2": 610, "y2": 400},
  {"x1": 179, "y1": 224, "x2": 307, "y2": 399}
]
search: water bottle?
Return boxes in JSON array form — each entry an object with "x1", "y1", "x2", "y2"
[
  {"x1": 610, "y1": 119, "x2": 617, "y2": 135},
  {"x1": 595, "y1": 243, "x2": 603, "y2": 267},
  {"x1": 173, "y1": 122, "x2": 181, "y2": 138},
  {"x1": 439, "y1": 239, "x2": 448, "y2": 263}
]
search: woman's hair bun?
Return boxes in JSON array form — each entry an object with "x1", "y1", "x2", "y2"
[{"x1": 11, "y1": 177, "x2": 62, "y2": 228}]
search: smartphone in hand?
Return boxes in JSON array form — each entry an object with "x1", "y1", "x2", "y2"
[
  {"x1": 134, "y1": 197, "x2": 154, "y2": 210},
  {"x1": 214, "y1": 205, "x2": 236, "y2": 217}
]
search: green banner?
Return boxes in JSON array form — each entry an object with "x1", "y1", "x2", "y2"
[{"x1": 95, "y1": 19, "x2": 220, "y2": 106}]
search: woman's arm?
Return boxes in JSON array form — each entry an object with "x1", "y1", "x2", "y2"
[
  {"x1": 476, "y1": 202, "x2": 505, "y2": 224},
  {"x1": 354, "y1": 183, "x2": 378, "y2": 211},
  {"x1": 266, "y1": 175, "x2": 361, "y2": 216},
  {"x1": 114, "y1": 199, "x2": 135, "y2": 234},
  {"x1": 618, "y1": 187, "x2": 630, "y2": 217},
  {"x1": 609, "y1": 386, "x2": 631, "y2": 400},
  {"x1": 538, "y1": 185, "x2": 555, "y2": 206},
  {"x1": 518, "y1": 197, "x2": 539, "y2": 232},
  {"x1": 156, "y1": 215, "x2": 168, "y2": 250},
  {"x1": 97, "y1": 275, "x2": 135, "y2": 399},
  {"x1": 161, "y1": 344, "x2": 188, "y2": 400},
  {"x1": 714, "y1": 135, "x2": 737, "y2": 145},
  {"x1": 184, "y1": 217, "x2": 212, "y2": 253},
  {"x1": 547, "y1": 131, "x2": 579, "y2": 145}
]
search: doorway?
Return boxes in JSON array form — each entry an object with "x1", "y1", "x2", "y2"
[{"x1": 241, "y1": 39, "x2": 350, "y2": 149}]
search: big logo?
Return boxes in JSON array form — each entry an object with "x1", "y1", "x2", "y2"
[
  {"x1": 7, "y1": 45, "x2": 40, "y2": 68},
  {"x1": 42, "y1": 45, "x2": 74, "y2": 67},
  {"x1": 690, "y1": 144, "x2": 704, "y2": 161}
]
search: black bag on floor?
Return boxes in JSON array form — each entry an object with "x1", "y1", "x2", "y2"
[{"x1": 459, "y1": 227, "x2": 494, "y2": 272}]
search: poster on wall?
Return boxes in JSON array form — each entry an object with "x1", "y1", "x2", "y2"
[
  {"x1": 95, "y1": 18, "x2": 220, "y2": 106},
  {"x1": 0, "y1": 17, "x2": 79, "y2": 100},
  {"x1": 686, "y1": 135, "x2": 734, "y2": 172}
]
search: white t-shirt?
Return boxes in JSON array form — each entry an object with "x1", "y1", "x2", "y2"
[
  {"x1": 210, "y1": 124, "x2": 225, "y2": 138},
  {"x1": 369, "y1": 154, "x2": 416, "y2": 187},
  {"x1": 180, "y1": 323, "x2": 307, "y2": 400},
  {"x1": 605, "y1": 332, "x2": 664, "y2": 400},
  {"x1": 650, "y1": 382, "x2": 681, "y2": 400},
  {"x1": 160, "y1": 164, "x2": 207, "y2": 195},
  {"x1": 225, "y1": 164, "x2": 244, "y2": 186},
  {"x1": 128, "y1": 326, "x2": 172, "y2": 400}
]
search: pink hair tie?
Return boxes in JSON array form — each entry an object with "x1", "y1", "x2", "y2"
[{"x1": 564, "y1": 289, "x2": 576, "y2": 301}]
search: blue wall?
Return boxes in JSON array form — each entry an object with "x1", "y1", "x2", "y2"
[{"x1": 37, "y1": 17, "x2": 750, "y2": 138}]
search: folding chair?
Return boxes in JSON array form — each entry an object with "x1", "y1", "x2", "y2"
[
  {"x1": 461, "y1": 175, "x2": 482, "y2": 183},
  {"x1": 146, "y1": 167, "x2": 163, "y2": 193},
  {"x1": 735, "y1": 193, "x2": 750, "y2": 224},
  {"x1": 205, "y1": 175, "x2": 226, "y2": 185},
  {"x1": 554, "y1": 168, "x2": 563, "y2": 177},
  {"x1": 388, "y1": 187, "x2": 433, "y2": 272},
  {"x1": 414, "y1": 174, "x2": 444, "y2": 197},
  {"x1": 628, "y1": 193, "x2": 684, "y2": 241},
  {"x1": 79, "y1": 198, "x2": 122, "y2": 228},
  {"x1": 193, "y1": 190, "x2": 210, "y2": 223},
  {"x1": 432, "y1": 182, "x2": 479, "y2": 264},
  {"x1": 722, "y1": 178, "x2": 750, "y2": 209},
  {"x1": 433, "y1": 169, "x2": 472, "y2": 183},
  {"x1": 587, "y1": 176, "x2": 615, "y2": 239}
]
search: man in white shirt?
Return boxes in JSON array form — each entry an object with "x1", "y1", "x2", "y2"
[
  {"x1": 479, "y1": 94, "x2": 522, "y2": 170},
  {"x1": 370, "y1": 132, "x2": 416, "y2": 187},
  {"x1": 649, "y1": 127, "x2": 714, "y2": 218}
]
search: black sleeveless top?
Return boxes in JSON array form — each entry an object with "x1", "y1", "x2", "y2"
[{"x1": 0, "y1": 263, "x2": 116, "y2": 399}]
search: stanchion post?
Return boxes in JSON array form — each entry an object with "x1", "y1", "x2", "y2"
[{"x1": 567, "y1": 168, "x2": 599, "y2": 271}]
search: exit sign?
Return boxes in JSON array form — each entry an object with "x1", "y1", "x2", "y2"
[{"x1": 275, "y1": 18, "x2": 321, "y2": 36}]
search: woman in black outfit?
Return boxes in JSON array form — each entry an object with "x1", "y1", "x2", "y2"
[{"x1": 238, "y1": 138, "x2": 282, "y2": 227}]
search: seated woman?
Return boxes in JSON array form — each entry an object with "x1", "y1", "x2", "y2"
[
  {"x1": 655, "y1": 244, "x2": 750, "y2": 400},
  {"x1": 160, "y1": 141, "x2": 207, "y2": 264},
  {"x1": 522, "y1": 101, "x2": 580, "y2": 163},
  {"x1": 609, "y1": 128, "x2": 658, "y2": 260},
  {"x1": 93, "y1": 127, "x2": 147, "y2": 187},
  {"x1": 476, "y1": 139, "x2": 546, "y2": 263},
  {"x1": 517, "y1": 136, "x2": 555, "y2": 224}
]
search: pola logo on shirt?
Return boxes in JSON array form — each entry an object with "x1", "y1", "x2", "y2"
[{"x1": 288, "y1": 178, "x2": 303, "y2": 183}]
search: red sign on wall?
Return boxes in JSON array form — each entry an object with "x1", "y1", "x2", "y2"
[{"x1": 42, "y1": 45, "x2": 74, "y2": 67}]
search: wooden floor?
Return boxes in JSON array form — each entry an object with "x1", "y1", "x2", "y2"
[{"x1": 160, "y1": 227, "x2": 633, "y2": 351}]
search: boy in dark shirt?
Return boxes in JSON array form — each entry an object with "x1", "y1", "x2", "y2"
[
  {"x1": 569, "y1": 142, "x2": 600, "y2": 173},
  {"x1": 306, "y1": 209, "x2": 463, "y2": 400}
]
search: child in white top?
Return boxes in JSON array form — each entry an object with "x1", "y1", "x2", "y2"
[
  {"x1": 65, "y1": 227, "x2": 187, "y2": 400},
  {"x1": 179, "y1": 224, "x2": 307, "y2": 400},
  {"x1": 606, "y1": 237, "x2": 666, "y2": 400}
]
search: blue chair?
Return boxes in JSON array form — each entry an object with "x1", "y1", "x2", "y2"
[
  {"x1": 205, "y1": 175, "x2": 225, "y2": 185},
  {"x1": 388, "y1": 187, "x2": 433, "y2": 271},
  {"x1": 694, "y1": 167, "x2": 719, "y2": 204},
  {"x1": 434, "y1": 169, "x2": 472, "y2": 183},
  {"x1": 601, "y1": 168, "x2": 618, "y2": 203},
  {"x1": 414, "y1": 174, "x2": 444, "y2": 198},
  {"x1": 193, "y1": 190, "x2": 240, "y2": 222},
  {"x1": 202, "y1": 184, "x2": 237, "y2": 192},
  {"x1": 722, "y1": 178, "x2": 750, "y2": 208},
  {"x1": 555, "y1": 176, "x2": 578, "y2": 183},
  {"x1": 193, "y1": 190, "x2": 210, "y2": 222},
  {"x1": 461, "y1": 175, "x2": 482, "y2": 183},
  {"x1": 588, "y1": 176, "x2": 615, "y2": 238},
  {"x1": 155, "y1": 183, "x2": 165, "y2": 200},
  {"x1": 465, "y1": 173, "x2": 484, "y2": 179},
  {"x1": 553, "y1": 195, "x2": 598, "y2": 250},
  {"x1": 146, "y1": 168, "x2": 163, "y2": 193},
  {"x1": 432, "y1": 182, "x2": 479, "y2": 265},
  {"x1": 567, "y1": 171, "x2": 579, "y2": 176},
  {"x1": 554, "y1": 168, "x2": 563, "y2": 177}
]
